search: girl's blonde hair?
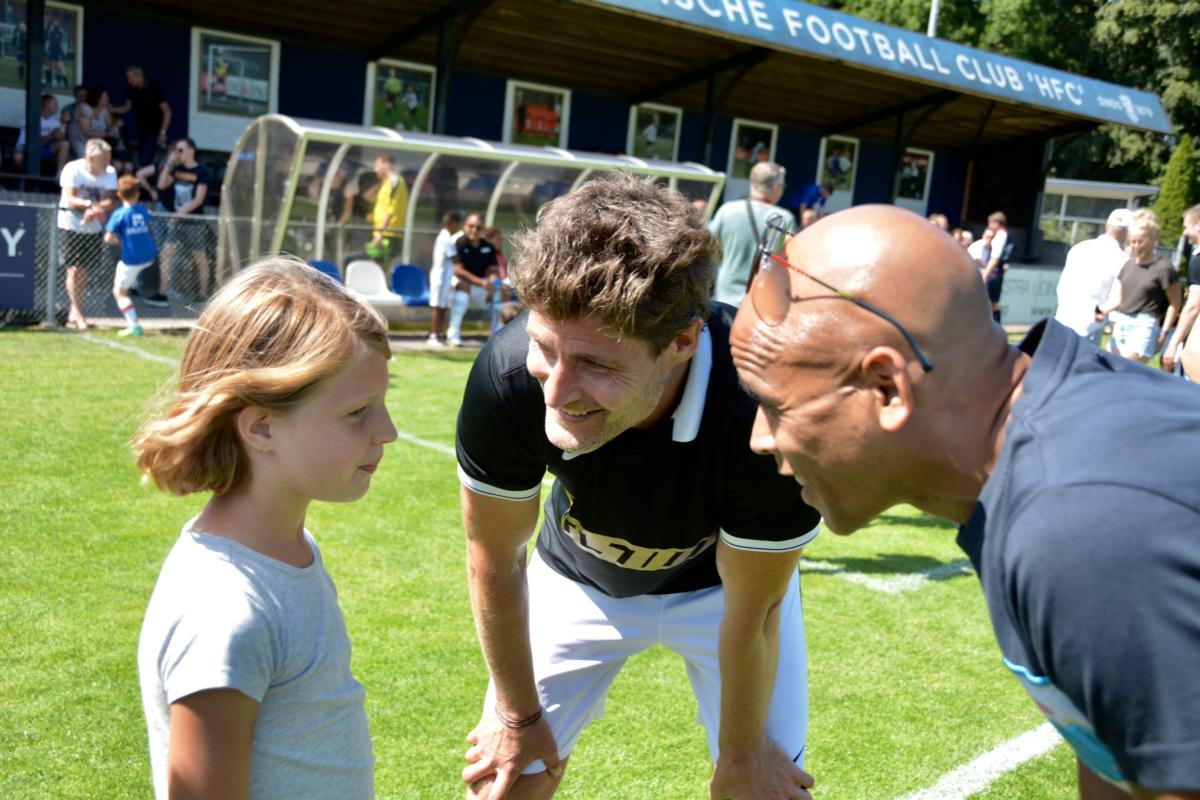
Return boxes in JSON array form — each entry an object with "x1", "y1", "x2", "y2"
[{"x1": 133, "y1": 256, "x2": 390, "y2": 496}]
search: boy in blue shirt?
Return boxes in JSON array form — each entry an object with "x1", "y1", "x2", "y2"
[{"x1": 104, "y1": 175, "x2": 158, "y2": 336}]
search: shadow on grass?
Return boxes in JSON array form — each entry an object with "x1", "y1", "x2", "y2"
[{"x1": 803, "y1": 552, "x2": 971, "y2": 579}]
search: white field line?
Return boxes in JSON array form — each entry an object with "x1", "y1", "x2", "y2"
[
  {"x1": 799, "y1": 557, "x2": 973, "y2": 595},
  {"x1": 72, "y1": 332, "x2": 553, "y2": 487},
  {"x1": 79, "y1": 333, "x2": 178, "y2": 367},
  {"x1": 896, "y1": 723, "x2": 1062, "y2": 800}
]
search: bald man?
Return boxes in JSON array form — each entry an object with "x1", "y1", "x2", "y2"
[{"x1": 731, "y1": 205, "x2": 1200, "y2": 800}]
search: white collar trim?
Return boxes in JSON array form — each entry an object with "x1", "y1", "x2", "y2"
[{"x1": 670, "y1": 325, "x2": 712, "y2": 443}]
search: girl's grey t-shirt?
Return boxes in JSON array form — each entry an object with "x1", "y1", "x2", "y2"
[{"x1": 138, "y1": 525, "x2": 373, "y2": 799}]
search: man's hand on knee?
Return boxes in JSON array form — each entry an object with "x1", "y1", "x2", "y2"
[
  {"x1": 710, "y1": 739, "x2": 814, "y2": 800},
  {"x1": 463, "y1": 712, "x2": 563, "y2": 800}
]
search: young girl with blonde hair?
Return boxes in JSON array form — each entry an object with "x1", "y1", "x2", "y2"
[{"x1": 134, "y1": 257, "x2": 396, "y2": 799}]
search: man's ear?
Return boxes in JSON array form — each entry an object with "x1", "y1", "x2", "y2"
[
  {"x1": 665, "y1": 318, "x2": 704, "y2": 365},
  {"x1": 861, "y1": 346, "x2": 914, "y2": 432},
  {"x1": 235, "y1": 406, "x2": 274, "y2": 455}
]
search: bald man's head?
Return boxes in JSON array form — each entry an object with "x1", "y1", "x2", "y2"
[
  {"x1": 737, "y1": 205, "x2": 991, "y2": 376},
  {"x1": 730, "y1": 205, "x2": 1001, "y2": 533}
]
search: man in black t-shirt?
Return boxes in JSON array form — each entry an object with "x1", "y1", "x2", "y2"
[
  {"x1": 732, "y1": 205, "x2": 1200, "y2": 798},
  {"x1": 154, "y1": 138, "x2": 212, "y2": 301},
  {"x1": 447, "y1": 213, "x2": 498, "y2": 346},
  {"x1": 457, "y1": 174, "x2": 820, "y2": 800},
  {"x1": 112, "y1": 65, "x2": 172, "y2": 169}
]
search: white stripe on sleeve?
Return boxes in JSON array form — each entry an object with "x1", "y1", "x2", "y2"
[
  {"x1": 457, "y1": 464, "x2": 541, "y2": 502},
  {"x1": 719, "y1": 522, "x2": 821, "y2": 552}
]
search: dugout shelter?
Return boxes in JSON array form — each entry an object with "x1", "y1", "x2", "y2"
[{"x1": 219, "y1": 115, "x2": 724, "y2": 278}]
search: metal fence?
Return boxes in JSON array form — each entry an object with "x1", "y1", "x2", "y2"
[{"x1": 0, "y1": 199, "x2": 219, "y2": 328}]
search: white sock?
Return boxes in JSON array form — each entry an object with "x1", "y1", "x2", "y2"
[{"x1": 119, "y1": 300, "x2": 139, "y2": 327}]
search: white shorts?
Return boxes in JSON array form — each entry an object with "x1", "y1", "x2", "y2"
[
  {"x1": 114, "y1": 260, "x2": 153, "y2": 291},
  {"x1": 483, "y1": 551, "x2": 808, "y2": 774},
  {"x1": 429, "y1": 263, "x2": 455, "y2": 308},
  {"x1": 1110, "y1": 311, "x2": 1161, "y2": 357},
  {"x1": 453, "y1": 281, "x2": 490, "y2": 309}
]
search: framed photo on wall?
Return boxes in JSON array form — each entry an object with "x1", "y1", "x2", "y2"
[
  {"x1": 897, "y1": 148, "x2": 934, "y2": 201},
  {"x1": 189, "y1": 27, "x2": 279, "y2": 151},
  {"x1": 0, "y1": 1, "x2": 83, "y2": 127},
  {"x1": 894, "y1": 147, "x2": 935, "y2": 216},
  {"x1": 727, "y1": 118, "x2": 777, "y2": 179},
  {"x1": 627, "y1": 102, "x2": 680, "y2": 161},
  {"x1": 364, "y1": 60, "x2": 435, "y2": 133},
  {"x1": 503, "y1": 80, "x2": 570, "y2": 148},
  {"x1": 0, "y1": 1, "x2": 82, "y2": 89},
  {"x1": 816, "y1": 135, "x2": 859, "y2": 213},
  {"x1": 818, "y1": 136, "x2": 858, "y2": 192}
]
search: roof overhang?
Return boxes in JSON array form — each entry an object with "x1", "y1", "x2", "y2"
[
  {"x1": 586, "y1": 0, "x2": 1171, "y2": 136},
  {"x1": 88, "y1": 0, "x2": 1172, "y2": 153}
]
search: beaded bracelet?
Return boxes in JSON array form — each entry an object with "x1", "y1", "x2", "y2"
[{"x1": 495, "y1": 704, "x2": 543, "y2": 729}]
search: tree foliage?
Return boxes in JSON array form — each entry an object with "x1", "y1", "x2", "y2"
[{"x1": 1152, "y1": 134, "x2": 1195, "y2": 245}]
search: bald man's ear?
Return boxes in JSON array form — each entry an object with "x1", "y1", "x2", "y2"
[{"x1": 860, "y1": 347, "x2": 914, "y2": 433}]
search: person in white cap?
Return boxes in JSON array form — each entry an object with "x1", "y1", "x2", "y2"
[{"x1": 1054, "y1": 208, "x2": 1134, "y2": 345}]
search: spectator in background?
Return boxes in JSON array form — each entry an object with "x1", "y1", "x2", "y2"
[
  {"x1": 1053, "y1": 208, "x2": 1132, "y2": 346},
  {"x1": 966, "y1": 226, "x2": 994, "y2": 268},
  {"x1": 66, "y1": 86, "x2": 101, "y2": 158},
  {"x1": 156, "y1": 137, "x2": 212, "y2": 301},
  {"x1": 789, "y1": 181, "x2": 832, "y2": 220},
  {"x1": 980, "y1": 211, "x2": 1011, "y2": 323},
  {"x1": 1164, "y1": 204, "x2": 1200, "y2": 376},
  {"x1": 13, "y1": 93, "x2": 69, "y2": 177},
  {"x1": 368, "y1": 154, "x2": 407, "y2": 267},
  {"x1": 447, "y1": 213, "x2": 497, "y2": 347},
  {"x1": 928, "y1": 212, "x2": 949, "y2": 230},
  {"x1": 92, "y1": 88, "x2": 132, "y2": 173},
  {"x1": 427, "y1": 210, "x2": 462, "y2": 346},
  {"x1": 58, "y1": 139, "x2": 117, "y2": 330},
  {"x1": 799, "y1": 208, "x2": 819, "y2": 230},
  {"x1": 711, "y1": 161, "x2": 794, "y2": 307},
  {"x1": 112, "y1": 65, "x2": 172, "y2": 169},
  {"x1": 484, "y1": 226, "x2": 508, "y2": 279},
  {"x1": 1101, "y1": 218, "x2": 1181, "y2": 365},
  {"x1": 59, "y1": 84, "x2": 87, "y2": 132},
  {"x1": 104, "y1": 174, "x2": 158, "y2": 337},
  {"x1": 958, "y1": 229, "x2": 974, "y2": 249},
  {"x1": 134, "y1": 156, "x2": 165, "y2": 209}
]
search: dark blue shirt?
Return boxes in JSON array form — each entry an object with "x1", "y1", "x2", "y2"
[
  {"x1": 790, "y1": 183, "x2": 826, "y2": 210},
  {"x1": 958, "y1": 318, "x2": 1200, "y2": 791}
]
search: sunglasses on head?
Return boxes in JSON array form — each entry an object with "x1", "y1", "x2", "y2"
[{"x1": 748, "y1": 215, "x2": 934, "y2": 373}]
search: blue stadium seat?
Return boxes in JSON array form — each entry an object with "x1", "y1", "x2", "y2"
[
  {"x1": 307, "y1": 259, "x2": 341, "y2": 282},
  {"x1": 390, "y1": 263, "x2": 430, "y2": 306}
]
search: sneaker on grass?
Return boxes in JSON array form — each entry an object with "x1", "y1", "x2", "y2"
[{"x1": 118, "y1": 325, "x2": 143, "y2": 337}]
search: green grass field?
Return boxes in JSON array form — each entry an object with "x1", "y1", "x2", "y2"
[{"x1": 0, "y1": 329, "x2": 1078, "y2": 799}]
